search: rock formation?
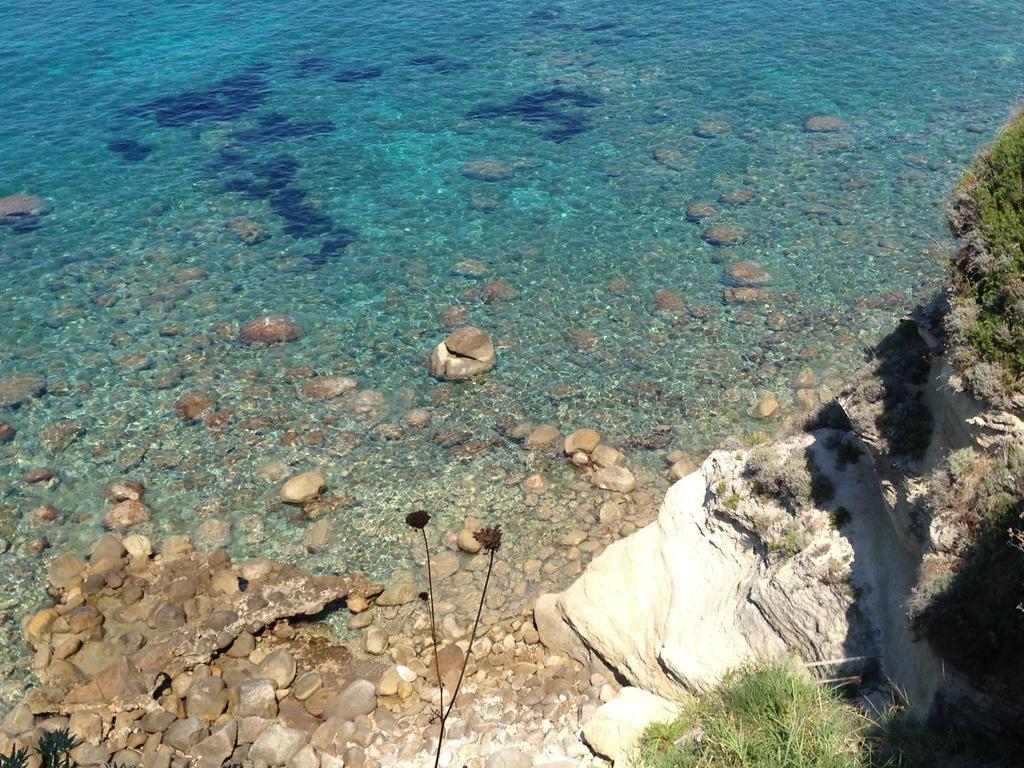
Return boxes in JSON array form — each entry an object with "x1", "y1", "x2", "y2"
[{"x1": 536, "y1": 432, "x2": 878, "y2": 699}]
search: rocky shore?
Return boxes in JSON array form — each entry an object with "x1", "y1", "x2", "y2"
[{"x1": 3, "y1": 529, "x2": 631, "y2": 768}]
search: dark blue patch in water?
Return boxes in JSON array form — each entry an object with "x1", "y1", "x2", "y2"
[
  {"x1": 431, "y1": 60, "x2": 468, "y2": 74},
  {"x1": 408, "y1": 54, "x2": 466, "y2": 75},
  {"x1": 253, "y1": 154, "x2": 299, "y2": 188},
  {"x1": 526, "y1": 5, "x2": 567, "y2": 29},
  {"x1": 466, "y1": 87, "x2": 600, "y2": 141},
  {"x1": 294, "y1": 56, "x2": 334, "y2": 77},
  {"x1": 129, "y1": 69, "x2": 270, "y2": 127},
  {"x1": 309, "y1": 227, "x2": 359, "y2": 265},
  {"x1": 409, "y1": 54, "x2": 444, "y2": 66},
  {"x1": 1, "y1": 216, "x2": 43, "y2": 233},
  {"x1": 334, "y1": 66, "x2": 383, "y2": 83},
  {"x1": 108, "y1": 138, "x2": 153, "y2": 161},
  {"x1": 270, "y1": 188, "x2": 334, "y2": 238},
  {"x1": 580, "y1": 21, "x2": 617, "y2": 32},
  {"x1": 230, "y1": 113, "x2": 334, "y2": 146}
]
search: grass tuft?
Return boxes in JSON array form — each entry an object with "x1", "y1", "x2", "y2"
[{"x1": 633, "y1": 664, "x2": 871, "y2": 768}]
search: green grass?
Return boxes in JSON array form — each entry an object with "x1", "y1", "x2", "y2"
[
  {"x1": 633, "y1": 664, "x2": 871, "y2": 768},
  {"x1": 950, "y1": 109, "x2": 1024, "y2": 396}
]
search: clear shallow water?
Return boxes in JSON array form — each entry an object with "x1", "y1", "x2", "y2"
[{"x1": 1, "y1": 0, "x2": 1023, "y2": 687}]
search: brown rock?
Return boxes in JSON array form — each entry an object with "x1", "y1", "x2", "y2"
[
  {"x1": 175, "y1": 392, "x2": 214, "y2": 421},
  {"x1": 102, "y1": 479, "x2": 145, "y2": 503},
  {"x1": 301, "y1": 376, "x2": 357, "y2": 400},
  {"x1": 804, "y1": 115, "x2": 850, "y2": 133},
  {"x1": 225, "y1": 217, "x2": 268, "y2": 244},
  {"x1": 0, "y1": 372, "x2": 46, "y2": 409},
  {"x1": 654, "y1": 290, "x2": 685, "y2": 312},
  {"x1": 724, "y1": 287, "x2": 773, "y2": 305},
  {"x1": 725, "y1": 260, "x2": 772, "y2": 287},
  {"x1": 23, "y1": 466, "x2": 54, "y2": 484},
  {"x1": 524, "y1": 425, "x2": 561, "y2": 451},
  {"x1": 0, "y1": 420, "x2": 15, "y2": 443},
  {"x1": 459, "y1": 160, "x2": 513, "y2": 181},
  {"x1": 686, "y1": 203, "x2": 717, "y2": 221},
  {"x1": 439, "y1": 304, "x2": 470, "y2": 328},
  {"x1": 239, "y1": 315, "x2": 304, "y2": 345},
  {"x1": 104, "y1": 500, "x2": 151, "y2": 531},
  {"x1": 703, "y1": 223, "x2": 748, "y2": 246},
  {"x1": 40, "y1": 420, "x2": 85, "y2": 452},
  {"x1": 652, "y1": 148, "x2": 686, "y2": 170},
  {"x1": 719, "y1": 189, "x2": 755, "y2": 205},
  {"x1": 0, "y1": 194, "x2": 47, "y2": 222},
  {"x1": 749, "y1": 393, "x2": 781, "y2": 420},
  {"x1": 481, "y1": 279, "x2": 518, "y2": 303},
  {"x1": 694, "y1": 119, "x2": 731, "y2": 137}
]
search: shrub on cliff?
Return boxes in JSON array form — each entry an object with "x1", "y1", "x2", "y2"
[
  {"x1": 633, "y1": 663, "x2": 870, "y2": 768},
  {"x1": 745, "y1": 446, "x2": 833, "y2": 512},
  {"x1": 947, "y1": 108, "x2": 1024, "y2": 402}
]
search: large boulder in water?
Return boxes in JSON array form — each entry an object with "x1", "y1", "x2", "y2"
[
  {"x1": 0, "y1": 194, "x2": 48, "y2": 224},
  {"x1": 239, "y1": 315, "x2": 304, "y2": 345},
  {"x1": 429, "y1": 326, "x2": 496, "y2": 380}
]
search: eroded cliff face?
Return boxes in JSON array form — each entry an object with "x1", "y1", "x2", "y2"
[{"x1": 535, "y1": 430, "x2": 889, "y2": 700}]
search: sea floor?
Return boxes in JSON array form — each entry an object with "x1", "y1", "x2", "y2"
[{"x1": 2, "y1": 0, "x2": 1024, "y2": 705}]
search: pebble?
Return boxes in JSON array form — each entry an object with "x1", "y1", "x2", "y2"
[
  {"x1": 456, "y1": 527, "x2": 482, "y2": 554},
  {"x1": 280, "y1": 472, "x2": 326, "y2": 505}
]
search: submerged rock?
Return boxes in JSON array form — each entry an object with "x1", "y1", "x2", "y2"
[
  {"x1": 428, "y1": 326, "x2": 496, "y2": 380},
  {"x1": 103, "y1": 499, "x2": 151, "y2": 531},
  {"x1": 592, "y1": 465, "x2": 635, "y2": 493},
  {"x1": 652, "y1": 148, "x2": 686, "y2": 170},
  {"x1": 225, "y1": 216, "x2": 268, "y2": 244},
  {"x1": 239, "y1": 315, "x2": 304, "y2": 345},
  {"x1": 725, "y1": 260, "x2": 772, "y2": 287},
  {"x1": 694, "y1": 119, "x2": 731, "y2": 137},
  {"x1": 686, "y1": 202, "x2": 718, "y2": 221},
  {"x1": 459, "y1": 160, "x2": 513, "y2": 181},
  {"x1": 301, "y1": 375, "x2": 357, "y2": 400},
  {"x1": 804, "y1": 115, "x2": 850, "y2": 132},
  {"x1": 702, "y1": 223, "x2": 748, "y2": 246},
  {"x1": 0, "y1": 372, "x2": 46, "y2": 409},
  {"x1": 749, "y1": 393, "x2": 781, "y2": 420},
  {"x1": 0, "y1": 193, "x2": 48, "y2": 223}
]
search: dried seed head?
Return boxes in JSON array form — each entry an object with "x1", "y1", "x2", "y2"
[
  {"x1": 474, "y1": 525, "x2": 502, "y2": 552},
  {"x1": 405, "y1": 510, "x2": 430, "y2": 530}
]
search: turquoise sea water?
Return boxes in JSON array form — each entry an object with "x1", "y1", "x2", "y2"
[{"x1": 1, "y1": 0, "x2": 1023, "y2": 690}]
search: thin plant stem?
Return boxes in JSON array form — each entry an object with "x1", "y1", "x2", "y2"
[
  {"x1": 420, "y1": 529, "x2": 444, "y2": 735},
  {"x1": 442, "y1": 549, "x2": 494, "y2": 722}
]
